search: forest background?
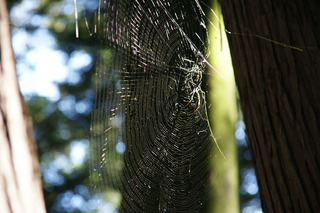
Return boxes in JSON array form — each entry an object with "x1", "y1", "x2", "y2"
[{"x1": 5, "y1": 0, "x2": 260, "y2": 212}]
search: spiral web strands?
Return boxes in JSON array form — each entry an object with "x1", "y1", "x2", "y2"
[{"x1": 90, "y1": 0, "x2": 218, "y2": 212}]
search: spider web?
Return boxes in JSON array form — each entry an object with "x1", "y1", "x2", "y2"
[{"x1": 89, "y1": 0, "x2": 220, "y2": 211}]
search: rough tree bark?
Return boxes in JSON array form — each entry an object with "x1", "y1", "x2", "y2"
[
  {"x1": 220, "y1": 0, "x2": 320, "y2": 212},
  {"x1": 0, "y1": 0, "x2": 46, "y2": 212}
]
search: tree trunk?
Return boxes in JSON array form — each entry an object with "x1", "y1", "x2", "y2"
[
  {"x1": 0, "y1": 0, "x2": 46, "y2": 212},
  {"x1": 220, "y1": 0, "x2": 320, "y2": 212},
  {"x1": 207, "y1": 1, "x2": 239, "y2": 212}
]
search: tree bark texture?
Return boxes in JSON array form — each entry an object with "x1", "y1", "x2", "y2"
[
  {"x1": 220, "y1": 0, "x2": 320, "y2": 212},
  {"x1": 0, "y1": 0, "x2": 46, "y2": 212}
]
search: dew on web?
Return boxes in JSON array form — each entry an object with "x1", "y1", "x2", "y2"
[
  {"x1": 73, "y1": 0, "x2": 79, "y2": 38},
  {"x1": 88, "y1": 0, "x2": 226, "y2": 211}
]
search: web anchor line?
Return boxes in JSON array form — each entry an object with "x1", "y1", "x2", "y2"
[{"x1": 199, "y1": 0, "x2": 304, "y2": 52}]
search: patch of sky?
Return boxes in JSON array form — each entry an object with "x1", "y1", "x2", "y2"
[
  {"x1": 70, "y1": 139, "x2": 89, "y2": 166},
  {"x1": 75, "y1": 99, "x2": 92, "y2": 114},
  {"x1": 14, "y1": 36, "x2": 92, "y2": 100},
  {"x1": 15, "y1": 35, "x2": 68, "y2": 100},
  {"x1": 53, "y1": 188, "x2": 119, "y2": 212},
  {"x1": 58, "y1": 95, "x2": 77, "y2": 119},
  {"x1": 54, "y1": 152, "x2": 74, "y2": 174},
  {"x1": 11, "y1": 29, "x2": 29, "y2": 57},
  {"x1": 10, "y1": 0, "x2": 40, "y2": 27},
  {"x1": 11, "y1": 0, "x2": 93, "y2": 100},
  {"x1": 235, "y1": 127, "x2": 246, "y2": 141},
  {"x1": 74, "y1": 185, "x2": 90, "y2": 199},
  {"x1": 55, "y1": 190, "x2": 81, "y2": 212},
  {"x1": 58, "y1": 95, "x2": 92, "y2": 118},
  {"x1": 85, "y1": 0, "x2": 100, "y2": 12},
  {"x1": 241, "y1": 168, "x2": 259, "y2": 195},
  {"x1": 42, "y1": 166, "x2": 65, "y2": 187},
  {"x1": 88, "y1": 194, "x2": 119, "y2": 213},
  {"x1": 30, "y1": 14, "x2": 50, "y2": 28},
  {"x1": 116, "y1": 141, "x2": 126, "y2": 154},
  {"x1": 68, "y1": 50, "x2": 92, "y2": 70},
  {"x1": 242, "y1": 198, "x2": 262, "y2": 213},
  {"x1": 62, "y1": 0, "x2": 76, "y2": 15},
  {"x1": 236, "y1": 120, "x2": 247, "y2": 146},
  {"x1": 67, "y1": 50, "x2": 93, "y2": 84},
  {"x1": 41, "y1": 152, "x2": 74, "y2": 187},
  {"x1": 76, "y1": 0, "x2": 100, "y2": 12},
  {"x1": 43, "y1": 101, "x2": 58, "y2": 115},
  {"x1": 97, "y1": 202, "x2": 119, "y2": 213}
]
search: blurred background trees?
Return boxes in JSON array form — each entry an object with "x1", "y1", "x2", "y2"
[
  {"x1": 7, "y1": 0, "x2": 103, "y2": 212},
  {"x1": 7, "y1": 0, "x2": 261, "y2": 212}
]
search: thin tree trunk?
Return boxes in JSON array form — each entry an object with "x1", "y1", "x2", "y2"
[
  {"x1": 207, "y1": 1, "x2": 239, "y2": 212},
  {"x1": 220, "y1": 0, "x2": 320, "y2": 212},
  {"x1": 0, "y1": 0, "x2": 46, "y2": 212}
]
